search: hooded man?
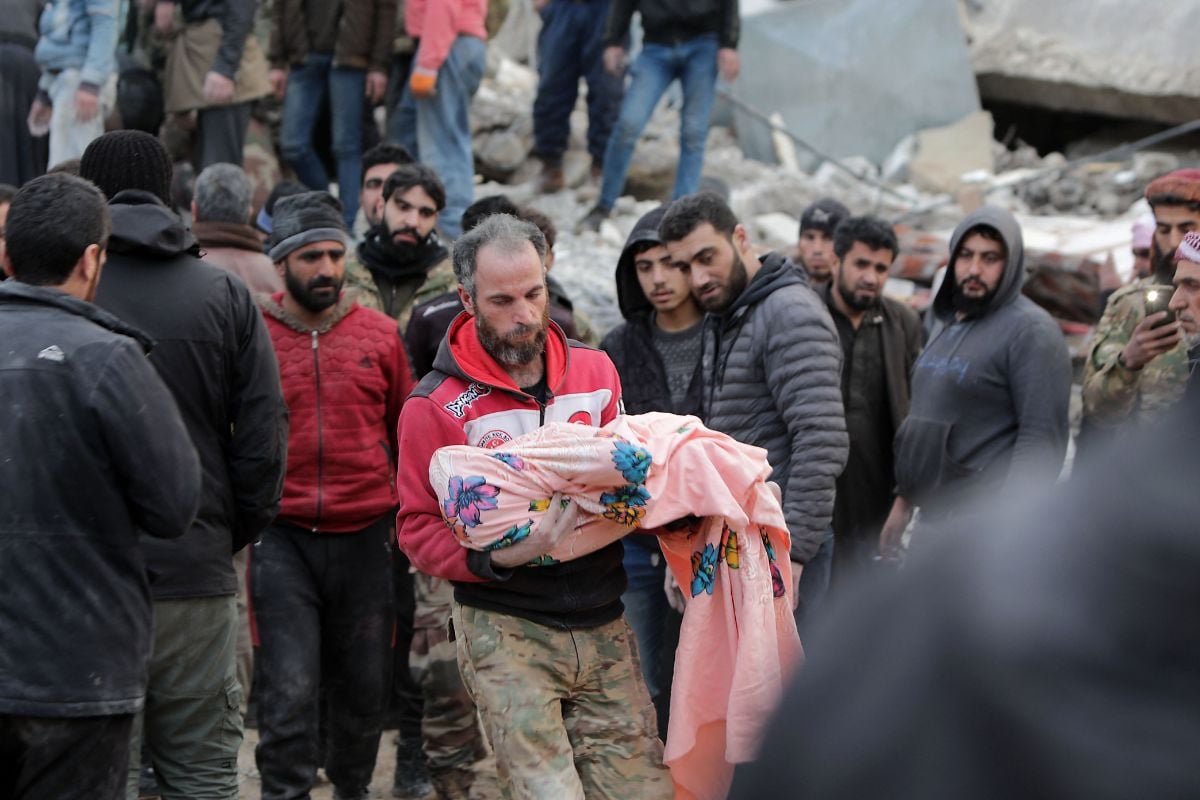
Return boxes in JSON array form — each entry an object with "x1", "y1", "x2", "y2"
[
  {"x1": 879, "y1": 206, "x2": 1072, "y2": 559},
  {"x1": 659, "y1": 192, "x2": 848, "y2": 629},
  {"x1": 255, "y1": 190, "x2": 414, "y2": 800},
  {"x1": 78, "y1": 130, "x2": 288, "y2": 800},
  {"x1": 796, "y1": 197, "x2": 850, "y2": 286},
  {"x1": 600, "y1": 204, "x2": 702, "y2": 731},
  {"x1": 344, "y1": 162, "x2": 456, "y2": 331},
  {"x1": 1082, "y1": 170, "x2": 1199, "y2": 433}
]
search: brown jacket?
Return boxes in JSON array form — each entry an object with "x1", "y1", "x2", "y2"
[
  {"x1": 195, "y1": 220, "x2": 284, "y2": 296},
  {"x1": 268, "y1": 0, "x2": 397, "y2": 72}
]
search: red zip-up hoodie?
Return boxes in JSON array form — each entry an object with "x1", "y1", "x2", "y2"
[
  {"x1": 396, "y1": 313, "x2": 623, "y2": 588},
  {"x1": 262, "y1": 293, "x2": 414, "y2": 532}
]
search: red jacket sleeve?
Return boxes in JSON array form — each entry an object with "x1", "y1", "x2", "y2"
[
  {"x1": 395, "y1": 395, "x2": 484, "y2": 583},
  {"x1": 600, "y1": 357, "x2": 623, "y2": 425},
  {"x1": 386, "y1": 329, "x2": 414, "y2": 456}
]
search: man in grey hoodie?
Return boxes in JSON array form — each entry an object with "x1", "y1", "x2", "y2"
[
  {"x1": 660, "y1": 192, "x2": 848, "y2": 628},
  {"x1": 879, "y1": 206, "x2": 1071, "y2": 558}
]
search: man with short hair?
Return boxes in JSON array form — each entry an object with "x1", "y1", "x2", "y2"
[
  {"x1": 360, "y1": 141, "x2": 415, "y2": 232},
  {"x1": 0, "y1": 173, "x2": 200, "y2": 800},
  {"x1": 1082, "y1": 170, "x2": 1199, "y2": 432},
  {"x1": 601, "y1": 203, "x2": 701, "y2": 730},
  {"x1": 193, "y1": 162, "x2": 282, "y2": 293},
  {"x1": 344, "y1": 163, "x2": 456, "y2": 330},
  {"x1": 880, "y1": 207, "x2": 1072, "y2": 558},
  {"x1": 796, "y1": 197, "x2": 850, "y2": 287},
  {"x1": 823, "y1": 216, "x2": 922, "y2": 575},
  {"x1": 79, "y1": 130, "x2": 288, "y2": 800},
  {"x1": 659, "y1": 192, "x2": 848, "y2": 628},
  {"x1": 396, "y1": 214, "x2": 671, "y2": 798},
  {"x1": 255, "y1": 190, "x2": 414, "y2": 800}
]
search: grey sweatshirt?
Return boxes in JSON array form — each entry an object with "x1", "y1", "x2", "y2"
[{"x1": 894, "y1": 206, "x2": 1071, "y2": 510}]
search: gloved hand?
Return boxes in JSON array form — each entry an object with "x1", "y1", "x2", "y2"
[{"x1": 409, "y1": 67, "x2": 438, "y2": 99}]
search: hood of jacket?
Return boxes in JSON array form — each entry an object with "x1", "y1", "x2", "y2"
[
  {"x1": 723, "y1": 250, "x2": 808, "y2": 318},
  {"x1": 432, "y1": 311, "x2": 572, "y2": 396},
  {"x1": 0, "y1": 280, "x2": 154, "y2": 352},
  {"x1": 615, "y1": 205, "x2": 669, "y2": 319},
  {"x1": 107, "y1": 190, "x2": 199, "y2": 259},
  {"x1": 931, "y1": 206, "x2": 1025, "y2": 322}
]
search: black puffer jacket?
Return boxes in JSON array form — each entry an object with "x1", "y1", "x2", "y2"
[
  {"x1": 605, "y1": 0, "x2": 739, "y2": 49},
  {"x1": 95, "y1": 190, "x2": 288, "y2": 599},
  {"x1": 0, "y1": 282, "x2": 200, "y2": 716},
  {"x1": 600, "y1": 205, "x2": 702, "y2": 417},
  {"x1": 702, "y1": 252, "x2": 847, "y2": 563}
]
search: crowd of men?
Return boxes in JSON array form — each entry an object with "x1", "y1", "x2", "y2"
[{"x1": 3, "y1": 1, "x2": 1200, "y2": 799}]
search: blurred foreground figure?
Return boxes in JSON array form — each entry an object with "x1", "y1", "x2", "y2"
[{"x1": 731, "y1": 393, "x2": 1200, "y2": 800}]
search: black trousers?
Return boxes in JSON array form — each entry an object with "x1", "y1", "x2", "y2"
[
  {"x1": 193, "y1": 100, "x2": 252, "y2": 171},
  {"x1": 390, "y1": 547, "x2": 423, "y2": 740},
  {"x1": 0, "y1": 713, "x2": 134, "y2": 800},
  {"x1": 252, "y1": 515, "x2": 395, "y2": 799}
]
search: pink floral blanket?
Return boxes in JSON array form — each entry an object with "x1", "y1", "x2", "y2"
[{"x1": 429, "y1": 412, "x2": 803, "y2": 800}]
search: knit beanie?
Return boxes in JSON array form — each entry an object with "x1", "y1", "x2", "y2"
[
  {"x1": 1145, "y1": 169, "x2": 1200, "y2": 205},
  {"x1": 267, "y1": 191, "x2": 351, "y2": 262},
  {"x1": 79, "y1": 131, "x2": 173, "y2": 205},
  {"x1": 799, "y1": 197, "x2": 851, "y2": 237},
  {"x1": 1176, "y1": 231, "x2": 1200, "y2": 265},
  {"x1": 1131, "y1": 213, "x2": 1155, "y2": 251}
]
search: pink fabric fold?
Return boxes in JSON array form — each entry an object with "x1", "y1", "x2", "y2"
[{"x1": 429, "y1": 412, "x2": 803, "y2": 799}]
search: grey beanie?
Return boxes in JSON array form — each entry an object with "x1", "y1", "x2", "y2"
[
  {"x1": 799, "y1": 197, "x2": 851, "y2": 237},
  {"x1": 267, "y1": 191, "x2": 351, "y2": 262}
]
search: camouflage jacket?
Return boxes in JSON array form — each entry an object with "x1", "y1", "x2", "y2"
[
  {"x1": 343, "y1": 249, "x2": 457, "y2": 333},
  {"x1": 1082, "y1": 277, "x2": 1188, "y2": 428}
]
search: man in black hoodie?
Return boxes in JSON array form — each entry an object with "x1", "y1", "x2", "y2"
[
  {"x1": 660, "y1": 192, "x2": 848, "y2": 630},
  {"x1": 600, "y1": 205, "x2": 701, "y2": 729},
  {"x1": 79, "y1": 130, "x2": 288, "y2": 800},
  {"x1": 879, "y1": 206, "x2": 1071, "y2": 559},
  {"x1": 0, "y1": 174, "x2": 200, "y2": 800}
]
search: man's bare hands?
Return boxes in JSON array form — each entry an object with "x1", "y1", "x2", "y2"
[
  {"x1": 203, "y1": 71, "x2": 235, "y2": 105},
  {"x1": 269, "y1": 69, "x2": 288, "y2": 101},
  {"x1": 789, "y1": 563, "x2": 804, "y2": 610},
  {"x1": 489, "y1": 493, "x2": 580, "y2": 568},
  {"x1": 603, "y1": 46, "x2": 626, "y2": 77},
  {"x1": 879, "y1": 495, "x2": 913, "y2": 561},
  {"x1": 27, "y1": 97, "x2": 51, "y2": 136},
  {"x1": 154, "y1": 1, "x2": 175, "y2": 35},
  {"x1": 1120, "y1": 312, "x2": 1182, "y2": 371},
  {"x1": 717, "y1": 48, "x2": 740, "y2": 82},
  {"x1": 74, "y1": 89, "x2": 99, "y2": 122},
  {"x1": 365, "y1": 70, "x2": 388, "y2": 104}
]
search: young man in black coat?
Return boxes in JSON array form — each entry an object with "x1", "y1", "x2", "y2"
[{"x1": 0, "y1": 174, "x2": 201, "y2": 800}]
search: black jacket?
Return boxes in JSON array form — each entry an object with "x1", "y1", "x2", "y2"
[
  {"x1": 0, "y1": 282, "x2": 200, "y2": 716},
  {"x1": 95, "y1": 190, "x2": 288, "y2": 600},
  {"x1": 605, "y1": 0, "x2": 739, "y2": 50}
]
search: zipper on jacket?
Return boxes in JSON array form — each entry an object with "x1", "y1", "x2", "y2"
[{"x1": 312, "y1": 330, "x2": 324, "y2": 532}]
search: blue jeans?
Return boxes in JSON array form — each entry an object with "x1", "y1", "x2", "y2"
[
  {"x1": 793, "y1": 527, "x2": 835, "y2": 635},
  {"x1": 532, "y1": 0, "x2": 624, "y2": 163},
  {"x1": 279, "y1": 53, "x2": 364, "y2": 227},
  {"x1": 598, "y1": 34, "x2": 719, "y2": 210},
  {"x1": 391, "y1": 36, "x2": 486, "y2": 240},
  {"x1": 621, "y1": 536, "x2": 668, "y2": 702}
]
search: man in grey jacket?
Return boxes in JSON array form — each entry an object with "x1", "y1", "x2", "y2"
[
  {"x1": 879, "y1": 206, "x2": 1071, "y2": 558},
  {"x1": 660, "y1": 192, "x2": 848, "y2": 627}
]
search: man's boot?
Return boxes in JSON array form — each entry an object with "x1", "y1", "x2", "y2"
[
  {"x1": 535, "y1": 157, "x2": 565, "y2": 194},
  {"x1": 576, "y1": 204, "x2": 611, "y2": 233},
  {"x1": 393, "y1": 736, "x2": 435, "y2": 799}
]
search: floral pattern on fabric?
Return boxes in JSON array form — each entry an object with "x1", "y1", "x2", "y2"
[
  {"x1": 612, "y1": 439, "x2": 653, "y2": 483},
  {"x1": 600, "y1": 484, "x2": 651, "y2": 526},
  {"x1": 721, "y1": 525, "x2": 740, "y2": 569},
  {"x1": 443, "y1": 475, "x2": 500, "y2": 528},
  {"x1": 690, "y1": 543, "x2": 719, "y2": 597},
  {"x1": 486, "y1": 520, "x2": 533, "y2": 551},
  {"x1": 490, "y1": 452, "x2": 526, "y2": 470}
]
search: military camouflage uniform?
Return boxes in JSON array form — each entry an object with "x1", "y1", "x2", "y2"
[
  {"x1": 1082, "y1": 277, "x2": 1188, "y2": 428},
  {"x1": 351, "y1": 252, "x2": 499, "y2": 798},
  {"x1": 451, "y1": 604, "x2": 672, "y2": 800},
  {"x1": 343, "y1": 252, "x2": 457, "y2": 333}
]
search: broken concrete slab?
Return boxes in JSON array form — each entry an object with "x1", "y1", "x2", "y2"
[{"x1": 908, "y1": 111, "x2": 996, "y2": 194}]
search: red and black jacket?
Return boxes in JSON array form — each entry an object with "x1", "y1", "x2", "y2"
[
  {"x1": 262, "y1": 293, "x2": 413, "y2": 532},
  {"x1": 396, "y1": 313, "x2": 627, "y2": 629}
]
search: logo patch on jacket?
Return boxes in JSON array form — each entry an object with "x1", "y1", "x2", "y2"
[
  {"x1": 445, "y1": 383, "x2": 492, "y2": 419},
  {"x1": 360, "y1": 355, "x2": 372, "y2": 368},
  {"x1": 37, "y1": 345, "x2": 65, "y2": 363},
  {"x1": 478, "y1": 430, "x2": 512, "y2": 449}
]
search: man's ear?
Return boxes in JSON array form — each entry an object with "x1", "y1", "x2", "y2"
[
  {"x1": 274, "y1": 257, "x2": 286, "y2": 279},
  {"x1": 732, "y1": 223, "x2": 751, "y2": 255},
  {"x1": 2, "y1": 254, "x2": 12, "y2": 278},
  {"x1": 190, "y1": 200, "x2": 198, "y2": 221},
  {"x1": 457, "y1": 284, "x2": 476, "y2": 316},
  {"x1": 78, "y1": 243, "x2": 103, "y2": 286}
]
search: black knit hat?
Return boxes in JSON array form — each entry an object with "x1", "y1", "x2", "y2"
[
  {"x1": 80, "y1": 131, "x2": 173, "y2": 205},
  {"x1": 267, "y1": 191, "x2": 351, "y2": 262},
  {"x1": 799, "y1": 197, "x2": 851, "y2": 238}
]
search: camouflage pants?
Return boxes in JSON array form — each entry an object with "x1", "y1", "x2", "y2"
[
  {"x1": 451, "y1": 604, "x2": 672, "y2": 800},
  {"x1": 412, "y1": 574, "x2": 499, "y2": 799}
]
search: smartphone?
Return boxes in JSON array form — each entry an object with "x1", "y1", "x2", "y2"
[{"x1": 1143, "y1": 285, "x2": 1177, "y2": 327}]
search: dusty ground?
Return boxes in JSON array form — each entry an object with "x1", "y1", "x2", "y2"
[{"x1": 235, "y1": 729, "x2": 402, "y2": 800}]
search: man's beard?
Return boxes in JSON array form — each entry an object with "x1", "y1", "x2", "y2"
[
  {"x1": 285, "y1": 269, "x2": 343, "y2": 313},
  {"x1": 382, "y1": 224, "x2": 433, "y2": 262},
  {"x1": 950, "y1": 276, "x2": 997, "y2": 317},
  {"x1": 697, "y1": 251, "x2": 749, "y2": 313},
  {"x1": 478, "y1": 308, "x2": 550, "y2": 367},
  {"x1": 1152, "y1": 242, "x2": 1176, "y2": 285},
  {"x1": 837, "y1": 274, "x2": 879, "y2": 313}
]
